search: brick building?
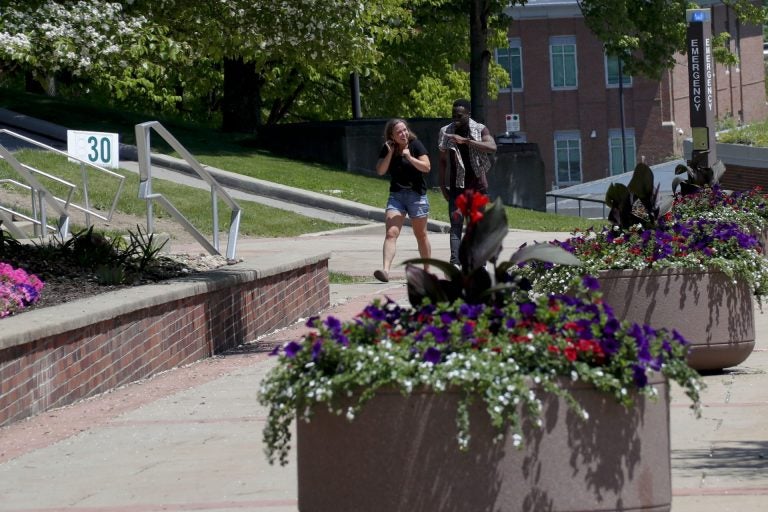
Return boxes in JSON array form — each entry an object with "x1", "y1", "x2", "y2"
[{"x1": 487, "y1": 0, "x2": 767, "y2": 190}]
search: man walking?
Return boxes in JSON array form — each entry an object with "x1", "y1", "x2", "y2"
[{"x1": 438, "y1": 98, "x2": 497, "y2": 265}]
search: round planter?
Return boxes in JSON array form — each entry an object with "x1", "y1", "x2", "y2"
[
  {"x1": 597, "y1": 268, "x2": 755, "y2": 371},
  {"x1": 297, "y1": 376, "x2": 671, "y2": 512}
]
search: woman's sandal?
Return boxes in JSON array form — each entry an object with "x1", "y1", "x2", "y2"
[{"x1": 373, "y1": 269, "x2": 389, "y2": 283}]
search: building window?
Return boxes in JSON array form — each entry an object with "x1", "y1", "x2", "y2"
[
  {"x1": 605, "y1": 53, "x2": 632, "y2": 88},
  {"x1": 609, "y1": 129, "x2": 636, "y2": 175},
  {"x1": 496, "y1": 38, "x2": 523, "y2": 91},
  {"x1": 550, "y1": 36, "x2": 577, "y2": 89},
  {"x1": 554, "y1": 131, "x2": 582, "y2": 185}
]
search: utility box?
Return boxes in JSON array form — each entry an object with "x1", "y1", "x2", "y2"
[{"x1": 488, "y1": 138, "x2": 546, "y2": 212}]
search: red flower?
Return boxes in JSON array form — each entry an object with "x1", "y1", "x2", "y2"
[
  {"x1": 455, "y1": 189, "x2": 489, "y2": 225},
  {"x1": 562, "y1": 322, "x2": 580, "y2": 334}
]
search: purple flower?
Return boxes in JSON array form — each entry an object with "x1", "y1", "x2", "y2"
[
  {"x1": 419, "y1": 325, "x2": 449, "y2": 343},
  {"x1": 361, "y1": 304, "x2": 387, "y2": 322},
  {"x1": 632, "y1": 364, "x2": 648, "y2": 387},
  {"x1": 311, "y1": 340, "x2": 323, "y2": 361},
  {"x1": 599, "y1": 336, "x2": 620, "y2": 356},
  {"x1": 518, "y1": 301, "x2": 537, "y2": 317},
  {"x1": 582, "y1": 275, "x2": 600, "y2": 291},
  {"x1": 305, "y1": 315, "x2": 320, "y2": 328},
  {"x1": 602, "y1": 318, "x2": 620, "y2": 336},
  {"x1": 325, "y1": 316, "x2": 342, "y2": 332},
  {"x1": 672, "y1": 329, "x2": 689, "y2": 346},
  {"x1": 440, "y1": 311, "x2": 457, "y2": 324},
  {"x1": 576, "y1": 319, "x2": 594, "y2": 337},
  {"x1": 283, "y1": 341, "x2": 302, "y2": 359},
  {"x1": 459, "y1": 303, "x2": 484, "y2": 319},
  {"x1": 423, "y1": 346, "x2": 441, "y2": 364}
]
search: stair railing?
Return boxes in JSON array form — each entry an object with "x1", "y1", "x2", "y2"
[
  {"x1": 134, "y1": 121, "x2": 241, "y2": 260},
  {"x1": 0, "y1": 129, "x2": 126, "y2": 239}
]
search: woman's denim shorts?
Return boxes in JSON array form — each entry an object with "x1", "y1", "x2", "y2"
[{"x1": 386, "y1": 189, "x2": 429, "y2": 218}]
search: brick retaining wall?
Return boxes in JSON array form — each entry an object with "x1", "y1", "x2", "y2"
[
  {"x1": 0, "y1": 256, "x2": 330, "y2": 427},
  {"x1": 720, "y1": 164, "x2": 768, "y2": 192}
]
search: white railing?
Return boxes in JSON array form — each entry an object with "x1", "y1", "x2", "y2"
[
  {"x1": 0, "y1": 129, "x2": 126, "y2": 239},
  {"x1": 135, "y1": 121, "x2": 241, "y2": 260}
]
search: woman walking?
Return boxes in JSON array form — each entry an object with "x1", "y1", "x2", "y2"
[{"x1": 373, "y1": 118, "x2": 431, "y2": 282}]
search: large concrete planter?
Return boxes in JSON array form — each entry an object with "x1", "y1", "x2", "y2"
[
  {"x1": 597, "y1": 268, "x2": 755, "y2": 371},
  {"x1": 297, "y1": 375, "x2": 671, "y2": 512}
]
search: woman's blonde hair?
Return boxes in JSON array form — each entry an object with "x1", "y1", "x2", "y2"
[{"x1": 383, "y1": 118, "x2": 417, "y2": 142}]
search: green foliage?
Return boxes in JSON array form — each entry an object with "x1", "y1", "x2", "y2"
[
  {"x1": 259, "y1": 266, "x2": 702, "y2": 466},
  {"x1": 127, "y1": 225, "x2": 169, "y2": 272},
  {"x1": 0, "y1": 0, "x2": 193, "y2": 112},
  {"x1": 404, "y1": 193, "x2": 581, "y2": 307},
  {"x1": 672, "y1": 156, "x2": 726, "y2": 196},
  {"x1": 41, "y1": 225, "x2": 169, "y2": 284},
  {"x1": 578, "y1": 0, "x2": 765, "y2": 79},
  {"x1": 521, "y1": 182, "x2": 768, "y2": 301},
  {"x1": 717, "y1": 118, "x2": 768, "y2": 147},
  {"x1": 605, "y1": 162, "x2": 672, "y2": 229}
]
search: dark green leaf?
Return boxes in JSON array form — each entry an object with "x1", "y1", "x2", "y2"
[
  {"x1": 628, "y1": 162, "x2": 654, "y2": 198},
  {"x1": 508, "y1": 243, "x2": 582, "y2": 267},
  {"x1": 405, "y1": 265, "x2": 449, "y2": 306},
  {"x1": 459, "y1": 197, "x2": 508, "y2": 271}
]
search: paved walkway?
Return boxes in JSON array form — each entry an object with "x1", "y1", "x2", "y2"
[
  {"x1": 1, "y1": 109, "x2": 768, "y2": 510},
  {"x1": 0, "y1": 227, "x2": 767, "y2": 511}
]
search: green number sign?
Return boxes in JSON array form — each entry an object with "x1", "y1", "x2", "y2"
[
  {"x1": 87, "y1": 135, "x2": 111, "y2": 164},
  {"x1": 67, "y1": 130, "x2": 119, "y2": 168}
]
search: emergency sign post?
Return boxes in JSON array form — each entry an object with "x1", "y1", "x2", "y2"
[{"x1": 686, "y1": 9, "x2": 718, "y2": 168}]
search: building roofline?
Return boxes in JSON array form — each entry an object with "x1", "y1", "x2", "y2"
[
  {"x1": 504, "y1": 0, "x2": 582, "y2": 20},
  {"x1": 504, "y1": 0, "x2": 723, "y2": 20}
]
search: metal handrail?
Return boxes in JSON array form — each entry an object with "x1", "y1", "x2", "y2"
[
  {"x1": 0, "y1": 142, "x2": 69, "y2": 238},
  {"x1": 0, "y1": 129, "x2": 126, "y2": 238},
  {"x1": 546, "y1": 192, "x2": 607, "y2": 219},
  {"x1": 135, "y1": 121, "x2": 241, "y2": 259},
  {"x1": 0, "y1": 178, "x2": 59, "y2": 237}
]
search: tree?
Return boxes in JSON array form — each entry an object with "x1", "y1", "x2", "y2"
[
  {"x1": 125, "y1": 0, "x2": 414, "y2": 132},
  {"x1": 345, "y1": 1, "x2": 511, "y2": 122},
  {"x1": 577, "y1": 0, "x2": 767, "y2": 78},
  {"x1": 0, "y1": 1, "x2": 192, "y2": 110}
]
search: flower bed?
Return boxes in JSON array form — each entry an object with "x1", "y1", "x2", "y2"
[
  {"x1": 523, "y1": 216, "x2": 768, "y2": 299},
  {"x1": 259, "y1": 193, "x2": 703, "y2": 469},
  {"x1": 0, "y1": 262, "x2": 43, "y2": 317}
]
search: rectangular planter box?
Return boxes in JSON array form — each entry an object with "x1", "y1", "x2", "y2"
[{"x1": 0, "y1": 253, "x2": 330, "y2": 427}]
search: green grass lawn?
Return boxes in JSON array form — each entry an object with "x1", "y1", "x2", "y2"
[
  {"x1": 1, "y1": 87, "x2": 604, "y2": 235},
  {"x1": 717, "y1": 118, "x2": 768, "y2": 147}
]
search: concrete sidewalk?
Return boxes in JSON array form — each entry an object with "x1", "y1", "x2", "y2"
[
  {"x1": 0, "y1": 227, "x2": 767, "y2": 511},
  {"x1": 2, "y1": 108, "x2": 767, "y2": 510}
]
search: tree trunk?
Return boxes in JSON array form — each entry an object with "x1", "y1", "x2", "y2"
[
  {"x1": 221, "y1": 57, "x2": 262, "y2": 133},
  {"x1": 24, "y1": 71, "x2": 45, "y2": 95},
  {"x1": 469, "y1": 0, "x2": 491, "y2": 124}
]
